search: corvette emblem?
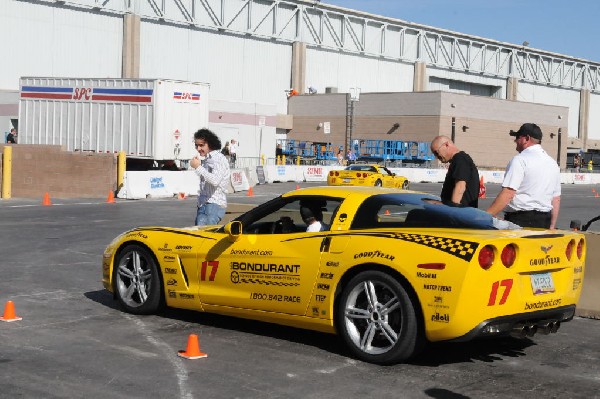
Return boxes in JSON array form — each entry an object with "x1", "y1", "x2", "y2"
[{"x1": 541, "y1": 245, "x2": 553, "y2": 254}]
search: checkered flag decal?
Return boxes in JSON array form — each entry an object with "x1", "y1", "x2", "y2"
[
  {"x1": 240, "y1": 278, "x2": 299, "y2": 287},
  {"x1": 394, "y1": 233, "x2": 479, "y2": 262}
]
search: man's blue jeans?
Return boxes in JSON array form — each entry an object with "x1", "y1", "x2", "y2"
[{"x1": 195, "y1": 203, "x2": 225, "y2": 226}]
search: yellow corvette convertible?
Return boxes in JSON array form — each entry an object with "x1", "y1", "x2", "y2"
[
  {"x1": 327, "y1": 164, "x2": 409, "y2": 189},
  {"x1": 102, "y1": 187, "x2": 586, "y2": 364}
]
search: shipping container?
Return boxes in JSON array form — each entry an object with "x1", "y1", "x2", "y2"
[{"x1": 18, "y1": 77, "x2": 210, "y2": 161}]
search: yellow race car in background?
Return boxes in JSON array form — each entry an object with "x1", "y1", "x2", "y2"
[
  {"x1": 102, "y1": 186, "x2": 586, "y2": 364},
  {"x1": 327, "y1": 164, "x2": 409, "y2": 189}
]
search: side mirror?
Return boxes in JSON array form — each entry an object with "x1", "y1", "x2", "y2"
[
  {"x1": 224, "y1": 221, "x2": 242, "y2": 241},
  {"x1": 570, "y1": 220, "x2": 582, "y2": 231}
]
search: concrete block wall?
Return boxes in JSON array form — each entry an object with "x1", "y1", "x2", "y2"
[{"x1": 1, "y1": 144, "x2": 117, "y2": 199}]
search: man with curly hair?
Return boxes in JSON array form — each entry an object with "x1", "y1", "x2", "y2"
[{"x1": 190, "y1": 128, "x2": 231, "y2": 225}]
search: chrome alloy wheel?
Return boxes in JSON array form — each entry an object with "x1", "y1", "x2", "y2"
[
  {"x1": 343, "y1": 279, "x2": 402, "y2": 355},
  {"x1": 116, "y1": 248, "x2": 153, "y2": 308}
]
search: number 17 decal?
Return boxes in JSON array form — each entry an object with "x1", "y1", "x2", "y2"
[
  {"x1": 487, "y1": 279, "x2": 513, "y2": 306},
  {"x1": 201, "y1": 260, "x2": 219, "y2": 281}
]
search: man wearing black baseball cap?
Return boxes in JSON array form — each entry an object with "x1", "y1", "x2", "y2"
[{"x1": 486, "y1": 123, "x2": 561, "y2": 229}]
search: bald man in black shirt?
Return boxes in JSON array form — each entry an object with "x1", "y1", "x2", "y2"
[{"x1": 431, "y1": 136, "x2": 480, "y2": 207}]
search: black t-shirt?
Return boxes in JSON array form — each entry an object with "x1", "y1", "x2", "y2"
[
  {"x1": 6, "y1": 133, "x2": 16, "y2": 144},
  {"x1": 440, "y1": 151, "x2": 479, "y2": 207}
]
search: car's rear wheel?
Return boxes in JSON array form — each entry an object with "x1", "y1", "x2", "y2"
[
  {"x1": 374, "y1": 179, "x2": 382, "y2": 187},
  {"x1": 402, "y1": 180, "x2": 409, "y2": 190},
  {"x1": 114, "y1": 244, "x2": 163, "y2": 315},
  {"x1": 336, "y1": 270, "x2": 422, "y2": 364}
]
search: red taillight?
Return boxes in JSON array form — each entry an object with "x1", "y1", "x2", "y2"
[
  {"x1": 500, "y1": 244, "x2": 516, "y2": 267},
  {"x1": 566, "y1": 240, "x2": 575, "y2": 261},
  {"x1": 478, "y1": 245, "x2": 495, "y2": 270},
  {"x1": 356, "y1": 172, "x2": 361, "y2": 177},
  {"x1": 329, "y1": 171, "x2": 334, "y2": 176},
  {"x1": 577, "y1": 239, "x2": 584, "y2": 259},
  {"x1": 335, "y1": 171, "x2": 339, "y2": 176}
]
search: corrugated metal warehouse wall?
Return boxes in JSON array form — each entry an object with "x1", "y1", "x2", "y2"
[
  {"x1": 140, "y1": 22, "x2": 293, "y2": 113},
  {"x1": 3, "y1": 0, "x2": 600, "y2": 156},
  {"x1": 0, "y1": 1, "x2": 123, "y2": 88}
]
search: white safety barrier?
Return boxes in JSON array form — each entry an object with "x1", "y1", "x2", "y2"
[
  {"x1": 118, "y1": 166, "x2": 600, "y2": 199},
  {"x1": 230, "y1": 169, "x2": 250, "y2": 192}
]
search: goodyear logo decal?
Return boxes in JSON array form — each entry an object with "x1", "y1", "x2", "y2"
[{"x1": 393, "y1": 233, "x2": 478, "y2": 261}]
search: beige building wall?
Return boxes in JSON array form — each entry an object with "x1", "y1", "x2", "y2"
[
  {"x1": 288, "y1": 91, "x2": 568, "y2": 169},
  {"x1": 291, "y1": 42, "x2": 306, "y2": 94},
  {"x1": 122, "y1": 14, "x2": 140, "y2": 78}
]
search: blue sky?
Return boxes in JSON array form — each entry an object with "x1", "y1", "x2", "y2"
[{"x1": 323, "y1": 0, "x2": 600, "y2": 62}]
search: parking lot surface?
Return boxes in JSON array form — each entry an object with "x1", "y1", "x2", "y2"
[{"x1": 1, "y1": 182, "x2": 600, "y2": 398}]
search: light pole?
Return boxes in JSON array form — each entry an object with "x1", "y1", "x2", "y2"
[{"x1": 346, "y1": 88, "x2": 361, "y2": 156}]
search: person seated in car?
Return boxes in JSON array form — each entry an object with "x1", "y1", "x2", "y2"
[{"x1": 300, "y1": 200, "x2": 328, "y2": 232}]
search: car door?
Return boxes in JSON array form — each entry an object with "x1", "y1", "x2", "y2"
[
  {"x1": 197, "y1": 232, "x2": 326, "y2": 315},
  {"x1": 195, "y1": 197, "x2": 339, "y2": 315},
  {"x1": 380, "y1": 167, "x2": 395, "y2": 188}
]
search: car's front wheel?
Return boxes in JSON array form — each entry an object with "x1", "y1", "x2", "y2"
[
  {"x1": 114, "y1": 244, "x2": 163, "y2": 315},
  {"x1": 336, "y1": 270, "x2": 423, "y2": 364},
  {"x1": 402, "y1": 180, "x2": 409, "y2": 190},
  {"x1": 374, "y1": 179, "x2": 383, "y2": 187}
]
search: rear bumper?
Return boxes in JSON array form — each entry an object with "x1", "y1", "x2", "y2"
[{"x1": 449, "y1": 305, "x2": 576, "y2": 342}]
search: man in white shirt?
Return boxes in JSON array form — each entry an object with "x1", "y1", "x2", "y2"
[
  {"x1": 486, "y1": 123, "x2": 561, "y2": 229},
  {"x1": 190, "y1": 128, "x2": 231, "y2": 225},
  {"x1": 229, "y1": 139, "x2": 237, "y2": 167}
]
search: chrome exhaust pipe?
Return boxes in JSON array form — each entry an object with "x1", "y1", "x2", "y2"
[
  {"x1": 510, "y1": 324, "x2": 527, "y2": 339},
  {"x1": 537, "y1": 321, "x2": 552, "y2": 335},
  {"x1": 511, "y1": 323, "x2": 540, "y2": 338},
  {"x1": 525, "y1": 324, "x2": 537, "y2": 337}
]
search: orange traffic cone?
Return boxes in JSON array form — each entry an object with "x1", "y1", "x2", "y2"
[
  {"x1": 478, "y1": 176, "x2": 486, "y2": 199},
  {"x1": 177, "y1": 334, "x2": 207, "y2": 359},
  {"x1": 384, "y1": 209, "x2": 390, "y2": 215},
  {"x1": 247, "y1": 187, "x2": 254, "y2": 197},
  {"x1": 106, "y1": 191, "x2": 116, "y2": 203},
  {"x1": 0, "y1": 301, "x2": 22, "y2": 322},
  {"x1": 42, "y1": 192, "x2": 52, "y2": 206}
]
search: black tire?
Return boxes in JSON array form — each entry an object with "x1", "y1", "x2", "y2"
[
  {"x1": 336, "y1": 270, "x2": 422, "y2": 364},
  {"x1": 374, "y1": 179, "x2": 383, "y2": 187},
  {"x1": 402, "y1": 180, "x2": 409, "y2": 190},
  {"x1": 113, "y1": 244, "x2": 163, "y2": 315}
]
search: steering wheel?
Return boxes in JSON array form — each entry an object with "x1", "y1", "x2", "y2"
[
  {"x1": 271, "y1": 216, "x2": 295, "y2": 234},
  {"x1": 270, "y1": 220, "x2": 283, "y2": 234}
]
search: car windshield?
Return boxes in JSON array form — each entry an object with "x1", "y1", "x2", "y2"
[
  {"x1": 347, "y1": 165, "x2": 378, "y2": 173},
  {"x1": 350, "y1": 193, "x2": 497, "y2": 230}
]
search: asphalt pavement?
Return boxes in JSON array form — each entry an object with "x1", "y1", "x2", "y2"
[{"x1": 1, "y1": 182, "x2": 600, "y2": 398}]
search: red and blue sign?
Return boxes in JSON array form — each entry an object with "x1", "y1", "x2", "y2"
[
  {"x1": 20, "y1": 86, "x2": 153, "y2": 103},
  {"x1": 173, "y1": 92, "x2": 200, "y2": 101}
]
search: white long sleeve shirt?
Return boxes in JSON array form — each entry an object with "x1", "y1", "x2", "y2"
[{"x1": 194, "y1": 150, "x2": 230, "y2": 208}]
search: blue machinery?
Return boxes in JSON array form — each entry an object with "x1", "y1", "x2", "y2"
[{"x1": 278, "y1": 139, "x2": 434, "y2": 164}]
